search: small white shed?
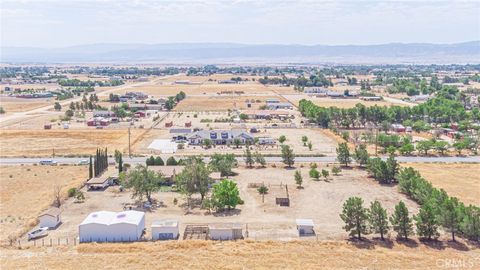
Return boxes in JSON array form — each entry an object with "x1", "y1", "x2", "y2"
[
  {"x1": 38, "y1": 207, "x2": 62, "y2": 228},
  {"x1": 79, "y1": 210, "x2": 145, "y2": 243},
  {"x1": 296, "y1": 219, "x2": 315, "y2": 235},
  {"x1": 208, "y1": 223, "x2": 243, "y2": 240},
  {"x1": 151, "y1": 219, "x2": 179, "y2": 240}
]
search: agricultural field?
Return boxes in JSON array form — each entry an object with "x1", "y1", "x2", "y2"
[
  {"x1": 2, "y1": 240, "x2": 478, "y2": 270},
  {"x1": 283, "y1": 94, "x2": 408, "y2": 109},
  {"x1": 0, "y1": 129, "x2": 145, "y2": 157},
  {"x1": 0, "y1": 165, "x2": 88, "y2": 245},
  {"x1": 174, "y1": 95, "x2": 289, "y2": 111},
  {"x1": 0, "y1": 96, "x2": 54, "y2": 114},
  {"x1": 401, "y1": 163, "x2": 480, "y2": 205}
]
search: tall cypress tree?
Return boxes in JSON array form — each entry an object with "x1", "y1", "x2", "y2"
[
  {"x1": 89, "y1": 155, "x2": 93, "y2": 179},
  {"x1": 118, "y1": 154, "x2": 123, "y2": 173}
]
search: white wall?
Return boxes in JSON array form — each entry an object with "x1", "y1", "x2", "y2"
[
  {"x1": 151, "y1": 226, "x2": 179, "y2": 240},
  {"x1": 79, "y1": 220, "x2": 145, "y2": 243},
  {"x1": 209, "y1": 228, "x2": 233, "y2": 240}
]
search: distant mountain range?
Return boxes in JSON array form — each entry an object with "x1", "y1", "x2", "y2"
[{"x1": 1, "y1": 41, "x2": 479, "y2": 64}]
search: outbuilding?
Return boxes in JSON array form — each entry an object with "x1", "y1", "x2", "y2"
[
  {"x1": 208, "y1": 223, "x2": 243, "y2": 240},
  {"x1": 296, "y1": 219, "x2": 315, "y2": 235},
  {"x1": 151, "y1": 219, "x2": 179, "y2": 240},
  {"x1": 79, "y1": 210, "x2": 145, "y2": 243},
  {"x1": 38, "y1": 207, "x2": 62, "y2": 228}
]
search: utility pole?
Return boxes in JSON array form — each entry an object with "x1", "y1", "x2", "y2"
[
  {"x1": 375, "y1": 127, "x2": 378, "y2": 157},
  {"x1": 128, "y1": 126, "x2": 131, "y2": 158}
]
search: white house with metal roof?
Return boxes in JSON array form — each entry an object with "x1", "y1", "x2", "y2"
[
  {"x1": 187, "y1": 129, "x2": 254, "y2": 145},
  {"x1": 79, "y1": 210, "x2": 145, "y2": 243}
]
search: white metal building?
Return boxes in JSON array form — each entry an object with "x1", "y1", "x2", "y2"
[
  {"x1": 296, "y1": 219, "x2": 315, "y2": 235},
  {"x1": 208, "y1": 223, "x2": 243, "y2": 240},
  {"x1": 151, "y1": 219, "x2": 179, "y2": 240},
  {"x1": 38, "y1": 207, "x2": 62, "y2": 228},
  {"x1": 79, "y1": 210, "x2": 145, "y2": 243}
]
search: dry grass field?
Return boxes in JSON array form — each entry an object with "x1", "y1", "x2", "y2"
[
  {"x1": 283, "y1": 94, "x2": 405, "y2": 109},
  {"x1": 174, "y1": 95, "x2": 289, "y2": 111},
  {"x1": 0, "y1": 165, "x2": 88, "y2": 244},
  {"x1": 401, "y1": 163, "x2": 480, "y2": 205},
  {"x1": 0, "y1": 97, "x2": 53, "y2": 114},
  {"x1": 0, "y1": 129, "x2": 144, "y2": 157},
  {"x1": 1, "y1": 240, "x2": 478, "y2": 269}
]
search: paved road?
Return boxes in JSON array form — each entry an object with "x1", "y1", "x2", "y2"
[{"x1": 0, "y1": 155, "x2": 478, "y2": 165}]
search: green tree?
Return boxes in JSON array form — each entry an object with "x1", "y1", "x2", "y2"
[
  {"x1": 175, "y1": 157, "x2": 211, "y2": 203},
  {"x1": 166, "y1": 156, "x2": 178, "y2": 166},
  {"x1": 257, "y1": 185, "x2": 268, "y2": 203},
  {"x1": 233, "y1": 138, "x2": 242, "y2": 148},
  {"x1": 209, "y1": 153, "x2": 237, "y2": 177},
  {"x1": 54, "y1": 102, "x2": 62, "y2": 111},
  {"x1": 239, "y1": 113, "x2": 248, "y2": 121},
  {"x1": 88, "y1": 155, "x2": 93, "y2": 179},
  {"x1": 120, "y1": 164, "x2": 165, "y2": 203},
  {"x1": 354, "y1": 144, "x2": 369, "y2": 167},
  {"x1": 278, "y1": 135, "x2": 286, "y2": 144},
  {"x1": 244, "y1": 148, "x2": 254, "y2": 168},
  {"x1": 254, "y1": 151, "x2": 266, "y2": 167},
  {"x1": 154, "y1": 156, "x2": 164, "y2": 166},
  {"x1": 114, "y1": 149, "x2": 122, "y2": 163},
  {"x1": 438, "y1": 197, "x2": 462, "y2": 242},
  {"x1": 118, "y1": 154, "x2": 123, "y2": 173},
  {"x1": 294, "y1": 170, "x2": 303, "y2": 188},
  {"x1": 309, "y1": 168, "x2": 320, "y2": 180},
  {"x1": 386, "y1": 154, "x2": 399, "y2": 183},
  {"x1": 414, "y1": 201, "x2": 440, "y2": 240},
  {"x1": 340, "y1": 197, "x2": 370, "y2": 239},
  {"x1": 302, "y1": 136, "x2": 308, "y2": 146},
  {"x1": 281, "y1": 145, "x2": 295, "y2": 168},
  {"x1": 332, "y1": 166, "x2": 341, "y2": 176},
  {"x1": 212, "y1": 179, "x2": 241, "y2": 211},
  {"x1": 321, "y1": 169, "x2": 329, "y2": 180},
  {"x1": 416, "y1": 140, "x2": 434, "y2": 156},
  {"x1": 399, "y1": 143, "x2": 414, "y2": 156},
  {"x1": 203, "y1": 138, "x2": 212, "y2": 149},
  {"x1": 460, "y1": 205, "x2": 480, "y2": 241},
  {"x1": 336, "y1": 142, "x2": 351, "y2": 167},
  {"x1": 390, "y1": 201, "x2": 414, "y2": 240},
  {"x1": 369, "y1": 200, "x2": 389, "y2": 240},
  {"x1": 307, "y1": 141, "x2": 313, "y2": 151}
]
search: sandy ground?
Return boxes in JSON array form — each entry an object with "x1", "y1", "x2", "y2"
[
  {"x1": 1, "y1": 239, "x2": 479, "y2": 270},
  {"x1": 401, "y1": 163, "x2": 480, "y2": 205},
  {"x1": 0, "y1": 129, "x2": 145, "y2": 157},
  {"x1": 0, "y1": 165, "x2": 88, "y2": 244},
  {"x1": 28, "y1": 167, "x2": 419, "y2": 243}
]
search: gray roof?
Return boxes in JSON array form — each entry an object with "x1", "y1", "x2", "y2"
[
  {"x1": 188, "y1": 130, "x2": 253, "y2": 140},
  {"x1": 170, "y1": 128, "x2": 192, "y2": 134}
]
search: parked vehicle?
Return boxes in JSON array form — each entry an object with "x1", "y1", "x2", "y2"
[
  {"x1": 78, "y1": 159, "x2": 89, "y2": 165},
  {"x1": 28, "y1": 227, "x2": 49, "y2": 240},
  {"x1": 39, "y1": 160, "x2": 58, "y2": 165}
]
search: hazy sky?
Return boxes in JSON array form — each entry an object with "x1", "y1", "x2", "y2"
[{"x1": 1, "y1": 0, "x2": 479, "y2": 48}]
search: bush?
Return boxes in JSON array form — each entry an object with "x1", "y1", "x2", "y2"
[
  {"x1": 68, "y1": 188, "x2": 78, "y2": 197},
  {"x1": 166, "y1": 157, "x2": 178, "y2": 166}
]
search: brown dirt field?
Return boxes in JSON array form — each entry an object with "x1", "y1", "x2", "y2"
[
  {"x1": 0, "y1": 97, "x2": 53, "y2": 113},
  {"x1": 401, "y1": 163, "x2": 480, "y2": 205},
  {"x1": 1, "y1": 240, "x2": 478, "y2": 269},
  {"x1": 0, "y1": 165, "x2": 88, "y2": 244},
  {"x1": 0, "y1": 129, "x2": 143, "y2": 157},
  {"x1": 174, "y1": 95, "x2": 289, "y2": 111}
]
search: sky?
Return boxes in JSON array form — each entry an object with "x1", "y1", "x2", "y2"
[{"x1": 1, "y1": 0, "x2": 479, "y2": 48}]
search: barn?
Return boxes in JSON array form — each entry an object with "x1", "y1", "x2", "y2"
[
  {"x1": 79, "y1": 210, "x2": 145, "y2": 243},
  {"x1": 296, "y1": 219, "x2": 315, "y2": 235},
  {"x1": 208, "y1": 223, "x2": 243, "y2": 240},
  {"x1": 151, "y1": 219, "x2": 179, "y2": 240},
  {"x1": 38, "y1": 207, "x2": 62, "y2": 228}
]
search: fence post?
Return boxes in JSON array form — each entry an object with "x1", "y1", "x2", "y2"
[
  {"x1": 34, "y1": 240, "x2": 36, "y2": 246},
  {"x1": 66, "y1": 238, "x2": 68, "y2": 245},
  {"x1": 18, "y1": 240, "x2": 20, "y2": 248},
  {"x1": 50, "y1": 238, "x2": 52, "y2": 246},
  {"x1": 74, "y1": 238, "x2": 76, "y2": 245},
  {"x1": 42, "y1": 239, "x2": 45, "y2": 246}
]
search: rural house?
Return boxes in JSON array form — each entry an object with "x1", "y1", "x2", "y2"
[{"x1": 187, "y1": 130, "x2": 254, "y2": 145}]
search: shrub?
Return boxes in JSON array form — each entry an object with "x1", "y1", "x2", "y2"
[{"x1": 68, "y1": 188, "x2": 78, "y2": 197}]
